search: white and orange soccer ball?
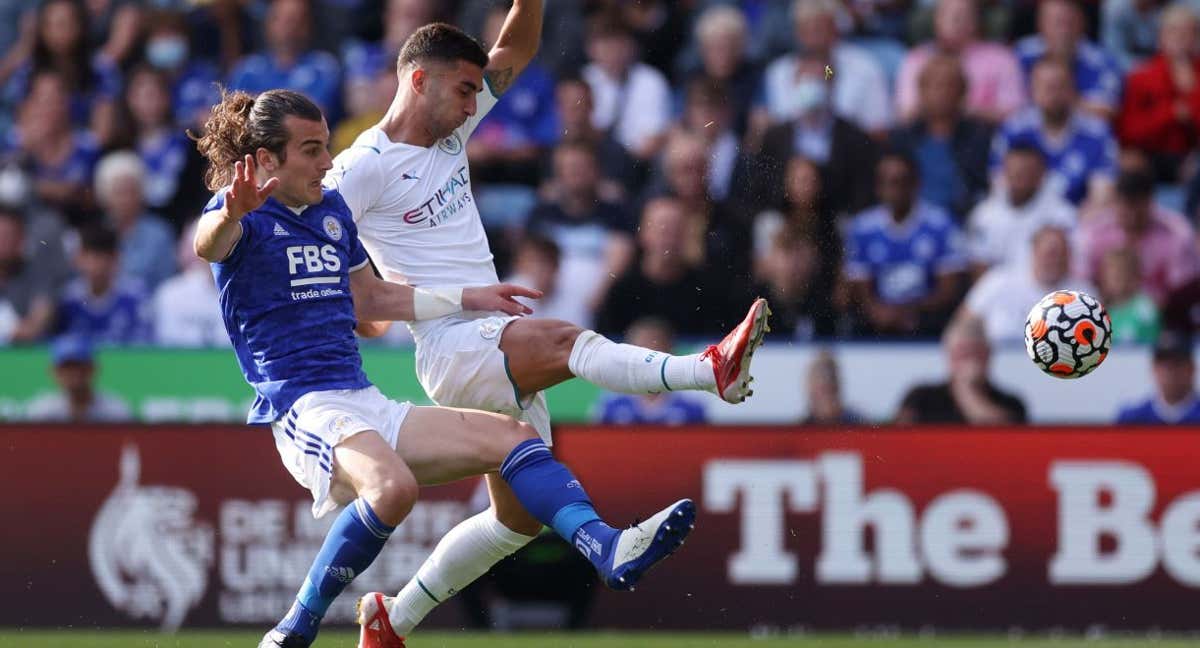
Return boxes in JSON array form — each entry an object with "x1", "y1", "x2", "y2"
[{"x1": 1024, "y1": 290, "x2": 1112, "y2": 379}]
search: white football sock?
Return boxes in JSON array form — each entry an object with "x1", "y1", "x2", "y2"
[
  {"x1": 388, "y1": 510, "x2": 534, "y2": 635},
  {"x1": 567, "y1": 329, "x2": 716, "y2": 393}
]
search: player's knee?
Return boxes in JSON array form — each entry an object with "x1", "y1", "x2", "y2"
[
  {"x1": 486, "y1": 417, "x2": 540, "y2": 466},
  {"x1": 359, "y1": 468, "x2": 418, "y2": 526},
  {"x1": 551, "y1": 322, "x2": 584, "y2": 362}
]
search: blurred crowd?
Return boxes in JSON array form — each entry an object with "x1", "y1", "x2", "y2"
[{"x1": 0, "y1": 0, "x2": 1199, "y2": 423}]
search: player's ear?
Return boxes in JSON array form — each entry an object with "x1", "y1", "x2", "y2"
[
  {"x1": 255, "y1": 147, "x2": 278, "y2": 172},
  {"x1": 410, "y1": 66, "x2": 427, "y2": 95}
]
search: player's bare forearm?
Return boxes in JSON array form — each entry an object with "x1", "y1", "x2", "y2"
[
  {"x1": 484, "y1": 0, "x2": 542, "y2": 95},
  {"x1": 193, "y1": 207, "x2": 243, "y2": 262},
  {"x1": 351, "y1": 268, "x2": 417, "y2": 322},
  {"x1": 355, "y1": 319, "x2": 393, "y2": 338}
]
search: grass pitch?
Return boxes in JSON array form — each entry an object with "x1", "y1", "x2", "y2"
[{"x1": 1, "y1": 631, "x2": 1198, "y2": 648}]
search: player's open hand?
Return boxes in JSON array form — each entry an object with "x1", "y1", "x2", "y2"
[
  {"x1": 463, "y1": 284, "x2": 543, "y2": 316},
  {"x1": 225, "y1": 154, "x2": 280, "y2": 219}
]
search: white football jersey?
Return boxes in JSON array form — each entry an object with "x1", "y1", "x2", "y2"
[{"x1": 326, "y1": 86, "x2": 501, "y2": 303}]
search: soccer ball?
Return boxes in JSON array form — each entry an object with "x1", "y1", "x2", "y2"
[{"x1": 1024, "y1": 290, "x2": 1112, "y2": 379}]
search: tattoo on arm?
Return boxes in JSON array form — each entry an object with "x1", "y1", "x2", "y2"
[{"x1": 485, "y1": 67, "x2": 514, "y2": 96}]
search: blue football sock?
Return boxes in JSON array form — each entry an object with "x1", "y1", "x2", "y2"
[
  {"x1": 276, "y1": 498, "x2": 394, "y2": 644},
  {"x1": 499, "y1": 438, "x2": 618, "y2": 570}
]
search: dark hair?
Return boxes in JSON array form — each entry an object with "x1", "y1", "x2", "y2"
[
  {"x1": 1116, "y1": 168, "x2": 1155, "y2": 201},
  {"x1": 554, "y1": 137, "x2": 598, "y2": 160},
  {"x1": 1033, "y1": 56, "x2": 1076, "y2": 84},
  {"x1": 79, "y1": 224, "x2": 119, "y2": 254},
  {"x1": 518, "y1": 233, "x2": 561, "y2": 267},
  {"x1": 587, "y1": 10, "x2": 633, "y2": 41},
  {"x1": 193, "y1": 88, "x2": 324, "y2": 190},
  {"x1": 397, "y1": 22, "x2": 489, "y2": 70},
  {"x1": 686, "y1": 77, "x2": 730, "y2": 108},
  {"x1": 1005, "y1": 140, "x2": 1046, "y2": 161},
  {"x1": 917, "y1": 53, "x2": 967, "y2": 97},
  {"x1": 32, "y1": 0, "x2": 94, "y2": 92},
  {"x1": 879, "y1": 147, "x2": 920, "y2": 178}
]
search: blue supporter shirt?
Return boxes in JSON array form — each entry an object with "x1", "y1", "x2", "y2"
[
  {"x1": 56, "y1": 278, "x2": 153, "y2": 345},
  {"x1": 474, "y1": 63, "x2": 559, "y2": 148},
  {"x1": 139, "y1": 130, "x2": 190, "y2": 211},
  {"x1": 844, "y1": 201, "x2": 968, "y2": 305},
  {"x1": 990, "y1": 108, "x2": 1117, "y2": 205},
  {"x1": 207, "y1": 188, "x2": 372, "y2": 423},
  {"x1": 596, "y1": 393, "x2": 708, "y2": 425},
  {"x1": 1015, "y1": 36, "x2": 1123, "y2": 112},
  {"x1": 1116, "y1": 394, "x2": 1200, "y2": 425},
  {"x1": 228, "y1": 51, "x2": 343, "y2": 121},
  {"x1": 173, "y1": 61, "x2": 221, "y2": 127}
]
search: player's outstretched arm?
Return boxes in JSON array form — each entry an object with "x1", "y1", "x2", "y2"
[
  {"x1": 350, "y1": 266, "x2": 542, "y2": 323},
  {"x1": 483, "y1": 0, "x2": 542, "y2": 96},
  {"x1": 194, "y1": 154, "x2": 279, "y2": 262}
]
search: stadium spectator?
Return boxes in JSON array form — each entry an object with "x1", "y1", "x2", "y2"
[
  {"x1": 651, "y1": 131, "x2": 751, "y2": 284},
  {"x1": 753, "y1": 156, "x2": 829, "y2": 259},
  {"x1": 1015, "y1": 0, "x2": 1124, "y2": 119},
  {"x1": 1117, "y1": 3, "x2": 1200, "y2": 183},
  {"x1": 1100, "y1": 247, "x2": 1163, "y2": 345},
  {"x1": 991, "y1": 59, "x2": 1118, "y2": 207},
  {"x1": 227, "y1": 0, "x2": 343, "y2": 119},
  {"x1": 752, "y1": 222, "x2": 838, "y2": 340},
  {"x1": 594, "y1": 317, "x2": 708, "y2": 425},
  {"x1": 93, "y1": 151, "x2": 176, "y2": 292},
  {"x1": 896, "y1": 314, "x2": 1028, "y2": 424},
  {"x1": 341, "y1": 0, "x2": 437, "y2": 127},
  {"x1": 845, "y1": 151, "x2": 968, "y2": 337},
  {"x1": 332, "y1": 63, "x2": 398, "y2": 156},
  {"x1": 802, "y1": 349, "x2": 864, "y2": 425},
  {"x1": 675, "y1": 5, "x2": 763, "y2": 139},
  {"x1": 889, "y1": 54, "x2": 992, "y2": 219},
  {"x1": 967, "y1": 143, "x2": 1076, "y2": 274},
  {"x1": 524, "y1": 141, "x2": 636, "y2": 326},
  {"x1": 122, "y1": 65, "x2": 206, "y2": 228},
  {"x1": 468, "y1": 3, "x2": 558, "y2": 187},
  {"x1": 141, "y1": 11, "x2": 220, "y2": 130},
  {"x1": 675, "y1": 78, "x2": 753, "y2": 203},
  {"x1": 1102, "y1": 0, "x2": 1166, "y2": 71},
  {"x1": 1116, "y1": 329, "x2": 1200, "y2": 423},
  {"x1": 0, "y1": 205, "x2": 56, "y2": 343},
  {"x1": 960, "y1": 224, "x2": 1096, "y2": 345},
  {"x1": 753, "y1": 57, "x2": 879, "y2": 216},
  {"x1": 152, "y1": 220, "x2": 228, "y2": 348},
  {"x1": 0, "y1": 2, "x2": 36, "y2": 110},
  {"x1": 620, "y1": 0, "x2": 692, "y2": 77},
  {"x1": 582, "y1": 13, "x2": 672, "y2": 160},
  {"x1": 24, "y1": 333, "x2": 131, "y2": 422},
  {"x1": 2, "y1": 0, "x2": 121, "y2": 139},
  {"x1": 503, "y1": 234, "x2": 586, "y2": 327},
  {"x1": 1163, "y1": 275, "x2": 1200, "y2": 331},
  {"x1": 56, "y1": 225, "x2": 152, "y2": 345},
  {"x1": 895, "y1": 0, "x2": 1026, "y2": 124},
  {"x1": 551, "y1": 76, "x2": 641, "y2": 198},
  {"x1": 763, "y1": 0, "x2": 892, "y2": 136},
  {"x1": 8, "y1": 70, "x2": 100, "y2": 225},
  {"x1": 1078, "y1": 168, "x2": 1200, "y2": 305},
  {"x1": 596, "y1": 197, "x2": 718, "y2": 336}
]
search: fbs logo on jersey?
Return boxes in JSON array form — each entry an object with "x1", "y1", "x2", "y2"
[
  {"x1": 322, "y1": 215, "x2": 343, "y2": 241},
  {"x1": 437, "y1": 134, "x2": 463, "y2": 155}
]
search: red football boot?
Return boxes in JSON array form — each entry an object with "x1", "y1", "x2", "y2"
[
  {"x1": 356, "y1": 592, "x2": 405, "y2": 648},
  {"x1": 701, "y1": 298, "x2": 771, "y2": 403}
]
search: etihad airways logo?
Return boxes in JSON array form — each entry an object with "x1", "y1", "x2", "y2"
[{"x1": 403, "y1": 166, "x2": 471, "y2": 227}]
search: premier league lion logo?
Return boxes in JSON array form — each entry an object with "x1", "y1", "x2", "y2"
[{"x1": 88, "y1": 445, "x2": 214, "y2": 631}]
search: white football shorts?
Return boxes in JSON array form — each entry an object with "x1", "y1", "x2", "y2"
[
  {"x1": 411, "y1": 314, "x2": 552, "y2": 444},
  {"x1": 270, "y1": 385, "x2": 412, "y2": 518}
]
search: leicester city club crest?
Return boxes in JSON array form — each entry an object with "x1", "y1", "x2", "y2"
[
  {"x1": 322, "y1": 215, "x2": 342, "y2": 241},
  {"x1": 438, "y1": 134, "x2": 463, "y2": 155}
]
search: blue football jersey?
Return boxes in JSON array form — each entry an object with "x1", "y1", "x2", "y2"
[
  {"x1": 208, "y1": 188, "x2": 372, "y2": 424},
  {"x1": 844, "y1": 202, "x2": 968, "y2": 305},
  {"x1": 990, "y1": 108, "x2": 1117, "y2": 205}
]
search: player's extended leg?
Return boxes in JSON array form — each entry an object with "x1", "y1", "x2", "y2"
[
  {"x1": 262, "y1": 432, "x2": 419, "y2": 648},
  {"x1": 357, "y1": 406, "x2": 695, "y2": 646},
  {"x1": 500, "y1": 298, "x2": 771, "y2": 404}
]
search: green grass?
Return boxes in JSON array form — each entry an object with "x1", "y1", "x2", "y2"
[{"x1": 1, "y1": 631, "x2": 1198, "y2": 648}]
